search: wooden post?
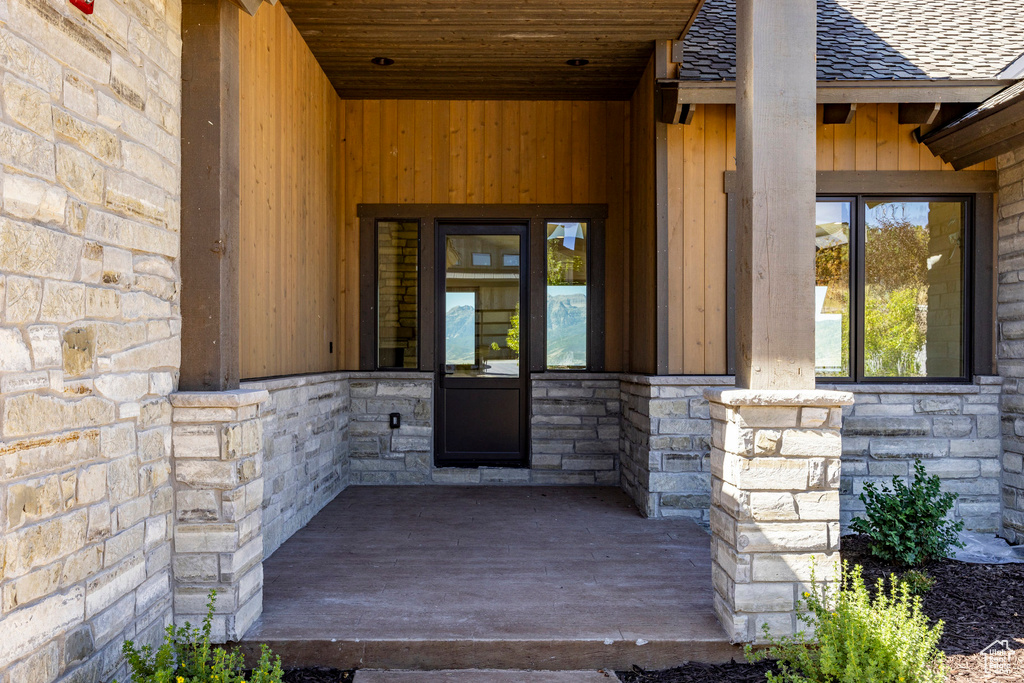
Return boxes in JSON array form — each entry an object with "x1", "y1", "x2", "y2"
[
  {"x1": 180, "y1": 0, "x2": 241, "y2": 391},
  {"x1": 734, "y1": 0, "x2": 817, "y2": 390}
]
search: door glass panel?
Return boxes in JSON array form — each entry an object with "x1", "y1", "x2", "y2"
[
  {"x1": 864, "y1": 200, "x2": 965, "y2": 378},
  {"x1": 444, "y1": 234, "x2": 520, "y2": 377},
  {"x1": 546, "y1": 221, "x2": 588, "y2": 369},
  {"x1": 814, "y1": 202, "x2": 851, "y2": 377}
]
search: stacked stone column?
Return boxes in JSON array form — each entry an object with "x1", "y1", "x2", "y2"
[
  {"x1": 706, "y1": 389, "x2": 853, "y2": 643},
  {"x1": 170, "y1": 389, "x2": 268, "y2": 641}
]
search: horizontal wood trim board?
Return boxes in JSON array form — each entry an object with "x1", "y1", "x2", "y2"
[
  {"x1": 658, "y1": 81, "x2": 1014, "y2": 105},
  {"x1": 357, "y1": 204, "x2": 609, "y2": 219},
  {"x1": 722, "y1": 170, "x2": 998, "y2": 194}
]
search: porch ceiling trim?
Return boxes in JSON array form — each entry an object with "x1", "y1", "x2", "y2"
[
  {"x1": 356, "y1": 204, "x2": 609, "y2": 219},
  {"x1": 279, "y1": 0, "x2": 702, "y2": 100},
  {"x1": 722, "y1": 170, "x2": 999, "y2": 195},
  {"x1": 659, "y1": 80, "x2": 1016, "y2": 104}
]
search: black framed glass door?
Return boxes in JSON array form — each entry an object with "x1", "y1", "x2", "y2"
[{"x1": 435, "y1": 223, "x2": 529, "y2": 467}]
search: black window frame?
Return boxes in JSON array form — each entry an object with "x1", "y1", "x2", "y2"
[
  {"x1": 542, "y1": 218, "x2": 595, "y2": 373},
  {"x1": 358, "y1": 204, "x2": 608, "y2": 374},
  {"x1": 816, "y1": 193, "x2": 974, "y2": 384}
]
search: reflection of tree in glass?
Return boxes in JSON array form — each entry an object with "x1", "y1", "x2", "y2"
[
  {"x1": 491, "y1": 304, "x2": 520, "y2": 356},
  {"x1": 865, "y1": 206, "x2": 929, "y2": 377},
  {"x1": 547, "y1": 248, "x2": 585, "y2": 285},
  {"x1": 815, "y1": 238, "x2": 850, "y2": 376}
]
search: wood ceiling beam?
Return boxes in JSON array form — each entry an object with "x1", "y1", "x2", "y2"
[
  {"x1": 226, "y1": 0, "x2": 263, "y2": 16},
  {"x1": 898, "y1": 102, "x2": 941, "y2": 124},
  {"x1": 822, "y1": 102, "x2": 856, "y2": 124}
]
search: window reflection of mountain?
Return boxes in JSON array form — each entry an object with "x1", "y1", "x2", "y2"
[
  {"x1": 445, "y1": 304, "x2": 476, "y2": 365},
  {"x1": 547, "y1": 292, "x2": 587, "y2": 367}
]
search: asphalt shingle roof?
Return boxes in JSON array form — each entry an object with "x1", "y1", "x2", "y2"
[{"x1": 679, "y1": 0, "x2": 1024, "y2": 82}]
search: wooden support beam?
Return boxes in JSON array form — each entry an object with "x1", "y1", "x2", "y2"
[
  {"x1": 659, "y1": 83, "x2": 695, "y2": 124},
  {"x1": 822, "y1": 102, "x2": 856, "y2": 125},
  {"x1": 734, "y1": 0, "x2": 817, "y2": 390},
  {"x1": 655, "y1": 39, "x2": 676, "y2": 80},
  {"x1": 226, "y1": 0, "x2": 263, "y2": 16},
  {"x1": 181, "y1": 0, "x2": 241, "y2": 391},
  {"x1": 899, "y1": 102, "x2": 942, "y2": 125}
]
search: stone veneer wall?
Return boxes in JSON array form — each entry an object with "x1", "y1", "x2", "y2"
[
  {"x1": 0, "y1": 0, "x2": 182, "y2": 679},
  {"x1": 620, "y1": 376, "x2": 732, "y2": 520},
  {"x1": 827, "y1": 378, "x2": 1003, "y2": 531},
  {"x1": 348, "y1": 372, "x2": 434, "y2": 484},
  {"x1": 620, "y1": 376, "x2": 1003, "y2": 529},
  {"x1": 344, "y1": 372, "x2": 623, "y2": 485},
  {"x1": 170, "y1": 391, "x2": 267, "y2": 641},
  {"x1": 529, "y1": 374, "x2": 620, "y2": 485},
  {"x1": 998, "y1": 143, "x2": 1024, "y2": 543},
  {"x1": 241, "y1": 373, "x2": 350, "y2": 557}
]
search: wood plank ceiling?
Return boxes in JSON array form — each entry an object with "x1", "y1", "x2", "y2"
[{"x1": 278, "y1": 0, "x2": 702, "y2": 99}]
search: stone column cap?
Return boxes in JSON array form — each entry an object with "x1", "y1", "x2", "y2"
[
  {"x1": 704, "y1": 388, "x2": 854, "y2": 407},
  {"x1": 170, "y1": 389, "x2": 270, "y2": 408}
]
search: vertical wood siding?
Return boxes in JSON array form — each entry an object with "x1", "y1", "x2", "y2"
[
  {"x1": 239, "y1": 5, "x2": 632, "y2": 376},
  {"x1": 337, "y1": 99, "x2": 632, "y2": 372},
  {"x1": 665, "y1": 103, "x2": 998, "y2": 376},
  {"x1": 239, "y1": 3, "x2": 343, "y2": 379}
]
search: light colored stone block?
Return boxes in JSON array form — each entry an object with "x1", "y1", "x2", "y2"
[
  {"x1": 736, "y1": 522, "x2": 830, "y2": 553},
  {"x1": 174, "y1": 524, "x2": 238, "y2": 553},
  {"x1": 0, "y1": 586, "x2": 84, "y2": 669},
  {"x1": 779, "y1": 429, "x2": 841, "y2": 458},
  {"x1": 751, "y1": 552, "x2": 838, "y2": 582},
  {"x1": 733, "y1": 582, "x2": 794, "y2": 612},
  {"x1": 0, "y1": 327, "x2": 32, "y2": 371},
  {"x1": 749, "y1": 492, "x2": 798, "y2": 521}
]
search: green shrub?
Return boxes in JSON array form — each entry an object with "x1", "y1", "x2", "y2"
[
  {"x1": 118, "y1": 590, "x2": 283, "y2": 683},
  {"x1": 850, "y1": 459, "x2": 964, "y2": 566},
  {"x1": 899, "y1": 569, "x2": 936, "y2": 596},
  {"x1": 746, "y1": 562, "x2": 948, "y2": 683}
]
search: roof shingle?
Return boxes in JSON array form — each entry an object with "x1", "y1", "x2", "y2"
[{"x1": 679, "y1": 0, "x2": 1024, "y2": 82}]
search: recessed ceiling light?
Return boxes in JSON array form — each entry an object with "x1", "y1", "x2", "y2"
[
  {"x1": 371, "y1": 57, "x2": 395, "y2": 66},
  {"x1": 566, "y1": 58, "x2": 589, "y2": 67}
]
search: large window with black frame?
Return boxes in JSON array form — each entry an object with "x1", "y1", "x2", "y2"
[{"x1": 814, "y1": 196, "x2": 969, "y2": 381}]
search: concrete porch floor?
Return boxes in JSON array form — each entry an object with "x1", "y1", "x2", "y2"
[{"x1": 238, "y1": 486, "x2": 737, "y2": 670}]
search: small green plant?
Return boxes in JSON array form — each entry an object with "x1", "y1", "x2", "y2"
[
  {"x1": 899, "y1": 569, "x2": 936, "y2": 595},
  {"x1": 118, "y1": 590, "x2": 284, "y2": 683},
  {"x1": 850, "y1": 459, "x2": 964, "y2": 566},
  {"x1": 746, "y1": 562, "x2": 948, "y2": 683}
]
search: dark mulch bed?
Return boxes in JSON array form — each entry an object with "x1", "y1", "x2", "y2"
[
  {"x1": 618, "y1": 535, "x2": 1024, "y2": 682},
  {"x1": 616, "y1": 661, "x2": 776, "y2": 683},
  {"x1": 282, "y1": 667, "x2": 355, "y2": 682},
  {"x1": 842, "y1": 535, "x2": 1024, "y2": 657}
]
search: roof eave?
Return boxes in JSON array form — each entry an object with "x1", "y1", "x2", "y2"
[{"x1": 922, "y1": 81, "x2": 1024, "y2": 170}]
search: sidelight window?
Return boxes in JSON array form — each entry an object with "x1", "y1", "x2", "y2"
[
  {"x1": 376, "y1": 220, "x2": 419, "y2": 369},
  {"x1": 545, "y1": 221, "x2": 589, "y2": 369}
]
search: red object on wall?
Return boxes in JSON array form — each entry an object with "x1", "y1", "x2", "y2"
[{"x1": 70, "y1": 0, "x2": 94, "y2": 14}]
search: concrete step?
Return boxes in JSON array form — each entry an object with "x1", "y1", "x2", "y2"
[
  {"x1": 239, "y1": 634, "x2": 742, "y2": 672},
  {"x1": 355, "y1": 671, "x2": 619, "y2": 683}
]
